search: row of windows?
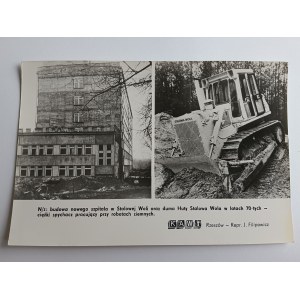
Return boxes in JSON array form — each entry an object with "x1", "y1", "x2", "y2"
[
  {"x1": 20, "y1": 165, "x2": 92, "y2": 177},
  {"x1": 21, "y1": 145, "x2": 93, "y2": 156}
]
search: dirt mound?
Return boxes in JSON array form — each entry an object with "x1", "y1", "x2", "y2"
[
  {"x1": 14, "y1": 176, "x2": 132, "y2": 200},
  {"x1": 155, "y1": 144, "x2": 290, "y2": 199},
  {"x1": 155, "y1": 163, "x2": 174, "y2": 192},
  {"x1": 155, "y1": 113, "x2": 176, "y2": 159},
  {"x1": 156, "y1": 166, "x2": 226, "y2": 199}
]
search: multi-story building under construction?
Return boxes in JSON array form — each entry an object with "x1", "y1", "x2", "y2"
[{"x1": 15, "y1": 62, "x2": 133, "y2": 179}]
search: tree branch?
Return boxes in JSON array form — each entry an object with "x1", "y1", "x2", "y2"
[{"x1": 80, "y1": 62, "x2": 152, "y2": 112}]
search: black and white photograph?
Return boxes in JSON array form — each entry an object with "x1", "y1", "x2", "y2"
[
  {"x1": 14, "y1": 61, "x2": 152, "y2": 199},
  {"x1": 155, "y1": 61, "x2": 290, "y2": 199}
]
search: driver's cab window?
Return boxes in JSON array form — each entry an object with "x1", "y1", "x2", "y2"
[
  {"x1": 212, "y1": 80, "x2": 230, "y2": 105},
  {"x1": 239, "y1": 74, "x2": 250, "y2": 98},
  {"x1": 208, "y1": 84, "x2": 213, "y2": 100},
  {"x1": 248, "y1": 74, "x2": 259, "y2": 95},
  {"x1": 229, "y1": 79, "x2": 241, "y2": 118},
  {"x1": 239, "y1": 74, "x2": 255, "y2": 117}
]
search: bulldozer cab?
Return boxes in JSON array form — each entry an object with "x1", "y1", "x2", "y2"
[{"x1": 198, "y1": 69, "x2": 270, "y2": 124}]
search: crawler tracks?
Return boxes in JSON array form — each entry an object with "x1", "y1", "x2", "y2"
[{"x1": 220, "y1": 120, "x2": 282, "y2": 162}]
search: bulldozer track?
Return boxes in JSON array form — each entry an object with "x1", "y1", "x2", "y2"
[{"x1": 219, "y1": 120, "x2": 281, "y2": 161}]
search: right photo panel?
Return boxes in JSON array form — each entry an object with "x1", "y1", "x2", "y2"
[{"x1": 155, "y1": 61, "x2": 289, "y2": 199}]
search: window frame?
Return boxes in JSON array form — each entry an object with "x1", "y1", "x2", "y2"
[
  {"x1": 73, "y1": 112, "x2": 81, "y2": 123},
  {"x1": 76, "y1": 166, "x2": 82, "y2": 176},
  {"x1": 69, "y1": 145, "x2": 76, "y2": 155},
  {"x1": 77, "y1": 145, "x2": 83, "y2": 155},
  {"x1": 46, "y1": 146, "x2": 53, "y2": 155},
  {"x1": 59, "y1": 166, "x2": 66, "y2": 176},
  {"x1": 68, "y1": 166, "x2": 74, "y2": 177},
  {"x1": 73, "y1": 77, "x2": 84, "y2": 89},
  {"x1": 84, "y1": 166, "x2": 92, "y2": 176},
  {"x1": 85, "y1": 145, "x2": 92, "y2": 155},
  {"x1": 73, "y1": 95, "x2": 83, "y2": 106},
  {"x1": 20, "y1": 166, "x2": 27, "y2": 177},
  {"x1": 60, "y1": 145, "x2": 67, "y2": 155},
  {"x1": 22, "y1": 146, "x2": 29, "y2": 155},
  {"x1": 29, "y1": 166, "x2": 35, "y2": 177},
  {"x1": 45, "y1": 166, "x2": 52, "y2": 177},
  {"x1": 39, "y1": 146, "x2": 44, "y2": 156},
  {"x1": 37, "y1": 166, "x2": 43, "y2": 177},
  {"x1": 31, "y1": 146, "x2": 37, "y2": 156}
]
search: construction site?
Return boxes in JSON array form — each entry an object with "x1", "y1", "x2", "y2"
[
  {"x1": 155, "y1": 63, "x2": 290, "y2": 199},
  {"x1": 15, "y1": 62, "x2": 151, "y2": 199},
  {"x1": 155, "y1": 113, "x2": 290, "y2": 199}
]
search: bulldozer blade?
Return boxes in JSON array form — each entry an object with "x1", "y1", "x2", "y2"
[{"x1": 156, "y1": 155, "x2": 221, "y2": 175}]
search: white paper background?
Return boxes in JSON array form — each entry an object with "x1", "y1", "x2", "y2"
[{"x1": 0, "y1": 37, "x2": 299, "y2": 260}]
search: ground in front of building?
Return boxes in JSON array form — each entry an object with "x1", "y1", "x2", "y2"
[{"x1": 14, "y1": 175, "x2": 151, "y2": 200}]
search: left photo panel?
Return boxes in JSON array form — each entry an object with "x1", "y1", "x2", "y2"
[{"x1": 15, "y1": 61, "x2": 152, "y2": 199}]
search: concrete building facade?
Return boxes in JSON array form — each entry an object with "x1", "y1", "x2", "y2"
[{"x1": 16, "y1": 62, "x2": 133, "y2": 179}]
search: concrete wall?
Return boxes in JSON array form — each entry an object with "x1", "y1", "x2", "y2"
[
  {"x1": 19, "y1": 134, "x2": 95, "y2": 145},
  {"x1": 18, "y1": 132, "x2": 115, "y2": 145},
  {"x1": 95, "y1": 166, "x2": 114, "y2": 175},
  {"x1": 36, "y1": 63, "x2": 123, "y2": 129},
  {"x1": 16, "y1": 155, "x2": 95, "y2": 166}
]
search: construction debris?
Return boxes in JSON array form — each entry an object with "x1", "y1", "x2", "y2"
[
  {"x1": 14, "y1": 175, "x2": 149, "y2": 200},
  {"x1": 155, "y1": 111, "x2": 290, "y2": 199}
]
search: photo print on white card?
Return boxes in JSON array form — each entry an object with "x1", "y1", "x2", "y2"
[{"x1": 8, "y1": 60, "x2": 293, "y2": 246}]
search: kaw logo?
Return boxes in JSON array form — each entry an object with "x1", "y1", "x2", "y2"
[{"x1": 168, "y1": 220, "x2": 202, "y2": 229}]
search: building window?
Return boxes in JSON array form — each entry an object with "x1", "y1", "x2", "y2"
[
  {"x1": 59, "y1": 166, "x2": 66, "y2": 176},
  {"x1": 68, "y1": 166, "x2": 74, "y2": 177},
  {"x1": 115, "y1": 113, "x2": 120, "y2": 119},
  {"x1": 105, "y1": 115, "x2": 111, "y2": 121},
  {"x1": 46, "y1": 146, "x2": 53, "y2": 155},
  {"x1": 22, "y1": 146, "x2": 29, "y2": 155},
  {"x1": 37, "y1": 166, "x2": 43, "y2": 177},
  {"x1": 29, "y1": 166, "x2": 35, "y2": 177},
  {"x1": 99, "y1": 145, "x2": 104, "y2": 165},
  {"x1": 85, "y1": 145, "x2": 92, "y2": 155},
  {"x1": 31, "y1": 146, "x2": 37, "y2": 155},
  {"x1": 76, "y1": 166, "x2": 82, "y2": 176},
  {"x1": 84, "y1": 166, "x2": 91, "y2": 176},
  {"x1": 39, "y1": 146, "x2": 44, "y2": 155},
  {"x1": 45, "y1": 166, "x2": 52, "y2": 176},
  {"x1": 106, "y1": 152, "x2": 112, "y2": 165},
  {"x1": 77, "y1": 145, "x2": 83, "y2": 155},
  {"x1": 74, "y1": 96, "x2": 83, "y2": 105},
  {"x1": 70, "y1": 145, "x2": 76, "y2": 155},
  {"x1": 73, "y1": 113, "x2": 81, "y2": 123},
  {"x1": 20, "y1": 167, "x2": 27, "y2": 177},
  {"x1": 60, "y1": 145, "x2": 67, "y2": 155},
  {"x1": 73, "y1": 77, "x2": 83, "y2": 89},
  {"x1": 106, "y1": 145, "x2": 112, "y2": 165}
]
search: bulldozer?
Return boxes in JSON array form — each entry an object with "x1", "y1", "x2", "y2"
[{"x1": 158, "y1": 69, "x2": 285, "y2": 193}]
